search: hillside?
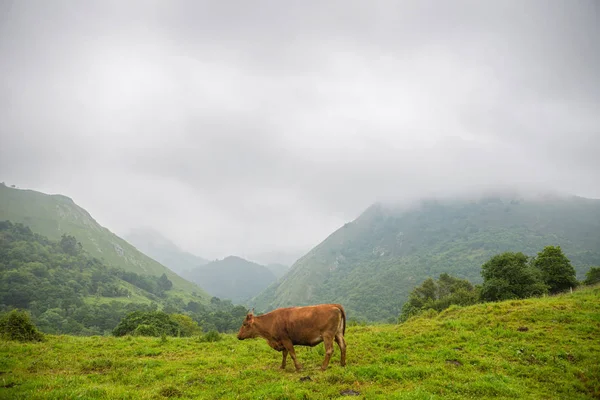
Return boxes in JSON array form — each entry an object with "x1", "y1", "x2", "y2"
[
  {"x1": 0, "y1": 221, "x2": 249, "y2": 335},
  {"x1": 184, "y1": 256, "x2": 277, "y2": 304},
  {"x1": 0, "y1": 184, "x2": 209, "y2": 300},
  {"x1": 125, "y1": 227, "x2": 209, "y2": 275},
  {"x1": 265, "y1": 263, "x2": 290, "y2": 279},
  {"x1": 251, "y1": 194, "x2": 600, "y2": 321},
  {"x1": 2, "y1": 285, "x2": 598, "y2": 399}
]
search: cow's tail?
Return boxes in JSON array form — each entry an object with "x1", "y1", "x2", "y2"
[{"x1": 336, "y1": 304, "x2": 346, "y2": 336}]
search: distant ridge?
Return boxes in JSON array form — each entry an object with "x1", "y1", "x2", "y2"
[{"x1": 184, "y1": 256, "x2": 277, "y2": 304}]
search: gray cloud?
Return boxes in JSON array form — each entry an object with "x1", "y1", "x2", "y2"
[{"x1": 1, "y1": 0, "x2": 599, "y2": 261}]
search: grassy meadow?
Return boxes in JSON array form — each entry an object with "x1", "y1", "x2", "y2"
[{"x1": 1, "y1": 286, "x2": 599, "y2": 400}]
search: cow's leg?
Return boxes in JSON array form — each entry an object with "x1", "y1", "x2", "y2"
[
  {"x1": 335, "y1": 333, "x2": 346, "y2": 367},
  {"x1": 281, "y1": 340, "x2": 302, "y2": 371},
  {"x1": 320, "y1": 334, "x2": 335, "y2": 371},
  {"x1": 280, "y1": 349, "x2": 288, "y2": 370}
]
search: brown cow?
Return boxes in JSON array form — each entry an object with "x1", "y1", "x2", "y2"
[{"x1": 237, "y1": 303, "x2": 347, "y2": 371}]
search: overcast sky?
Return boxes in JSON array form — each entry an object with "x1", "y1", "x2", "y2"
[{"x1": 1, "y1": 0, "x2": 599, "y2": 262}]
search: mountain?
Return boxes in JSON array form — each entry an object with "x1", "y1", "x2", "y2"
[
  {"x1": 265, "y1": 263, "x2": 290, "y2": 279},
  {"x1": 247, "y1": 250, "x2": 305, "y2": 267},
  {"x1": 0, "y1": 184, "x2": 210, "y2": 300},
  {"x1": 250, "y1": 193, "x2": 600, "y2": 322},
  {"x1": 125, "y1": 228, "x2": 209, "y2": 275},
  {"x1": 184, "y1": 256, "x2": 277, "y2": 304}
]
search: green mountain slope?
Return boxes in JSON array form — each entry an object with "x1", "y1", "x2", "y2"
[
  {"x1": 265, "y1": 263, "x2": 290, "y2": 279},
  {"x1": 124, "y1": 228, "x2": 209, "y2": 276},
  {"x1": 184, "y1": 256, "x2": 277, "y2": 304},
  {"x1": 251, "y1": 194, "x2": 600, "y2": 322},
  {"x1": 0, "y1": 184, "x2": 209, "y2": 300}
]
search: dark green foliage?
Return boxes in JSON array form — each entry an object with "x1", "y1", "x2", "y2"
[
  {"x1": 112, "y1": 311, "x2": 181, "y2": 337},
  {"x1": 59, "y1": 234, "x2": 82, "y2": 255},
  {"x1": 480, "y1": 252, "x2": 548, "y2": 301},
  {"x1": 0, "y1": 309, "x2": 44, "y2": 342},
  {"x1": 532, "y1": 245, "x2": 578, "y2": 294},
  {"x1": 583, "y1": 266, "x2": 600, "y2": 285},
  {"x1": 399, "y1": 273, "x2": 479, "y2": 322},
  {"x1": 157, "y1": 273, "x2": 173, "y2": 292}
]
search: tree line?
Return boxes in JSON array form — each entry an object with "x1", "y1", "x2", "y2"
[{"x1": 399, "y1": 245, "x2": 599, "y2": 322}]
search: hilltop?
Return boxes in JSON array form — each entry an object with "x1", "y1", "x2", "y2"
[
  {"x1": 2, "y1": 284, "x2": 598, "y2": 399},
  {"x1": 125, "y1": 227, "x2": 209, "y2": 276},
  {"x1": 184, "y1": 256, "x2": 277, "y2": 304},
  {"x1": 0, "y1": 184, "x2": 209, "y2": 300},
  {"x1": 251, "y1": 194, "x2": 600, "y2": 321}
]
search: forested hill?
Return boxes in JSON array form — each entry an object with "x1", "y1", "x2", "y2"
[
  {"x1": 184, "y1": 256, "x2": 277, "y2": 304},
  {"x1": 0, "y1": 184, "x2": 207, "y2": 298},
  {"x1": 125, "y1": 228, "x2": 209, "y2": 276},
  {"x1": 250, "y1": 194, "x2": 600, "y2": 322},
  {"x1": 0, "y1": 221, "x2": 248, "y2": 335}
]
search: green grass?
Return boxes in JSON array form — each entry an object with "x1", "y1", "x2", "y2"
[{"x1": 1, "y1": 286, "x2": 599, "y2": 399}]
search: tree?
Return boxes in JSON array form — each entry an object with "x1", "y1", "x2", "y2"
[
  {"x1": 583, "y1": 266, "x2": 600, "y2": 286},
  {"x1": 399, "y1": 273, "x2": 479, "y2": 322},
  {"x1": 480, "y1": 252, "x2": 548, "y2": 301},
  {"x1": 531, "y1": 246, "x2": 578, "y2": 294},
  {"x1": 59, "y1": 234, "x2": 82, "y2": 255},
  {"x1": 157, "y1": 273, "x2": 173, "y2": 292}
]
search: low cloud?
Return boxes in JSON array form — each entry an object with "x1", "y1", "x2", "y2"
[{"x1": 1, "y1": 0, "x2": 598, "y2": 260}]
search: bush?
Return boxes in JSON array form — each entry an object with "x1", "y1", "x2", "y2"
[
  {"x1": 112, "y1": 311, "x2": 180, "y2": 337},
  {"x1": 133, "y1": 324, "x2": 159, "y2": 337},
  {"x1": 198, "y1": 330, "x2": 222, "y2": 343},
  {"x1": 0, "y1": 309, "x2": 44, "y2": 342},
  {"x1": 170, "y1": 314, "x2": 202, "y2": 337},
  {"x1": 583, "y1": 267, "x2": 600, "y2": 286}
]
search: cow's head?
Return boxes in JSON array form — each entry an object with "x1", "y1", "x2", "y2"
[{"x1": 237, "y1": 309, "x2": 258, "y2": 340}]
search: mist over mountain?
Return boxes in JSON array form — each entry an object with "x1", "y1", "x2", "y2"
[
  {"x1": 251, "y1": 193, "x2": 600, "y2": 322},
  {"x1": 245, "y1": 251, "x2": 304, "y2": 268},
  {"x1": 184, "y1": 256, "x2": 277, "y2": 304},
  {"x1": 125, "y1": 227, "x2": 209, "y2": 276}
]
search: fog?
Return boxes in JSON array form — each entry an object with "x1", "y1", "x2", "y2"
[{"x1": 1, "y1": 0, "x2": 599, "y2": 261}]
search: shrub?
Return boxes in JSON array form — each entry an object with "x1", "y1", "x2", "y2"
[
  {"x1": 112, "y1": 311, "x2": 180, "y2": 337},
  {"x1": 198, "y1": 330, "x2": 222, "y2": 343},
  {"x1": 0, "y1": 309, "x2": 44, "y2": 342},
  {"x1": 583, "y1": 267, "x2": 600, "y2": 286},
  {"x1": 170, "y1": 314, "x2": 202, "y2": 337}
]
